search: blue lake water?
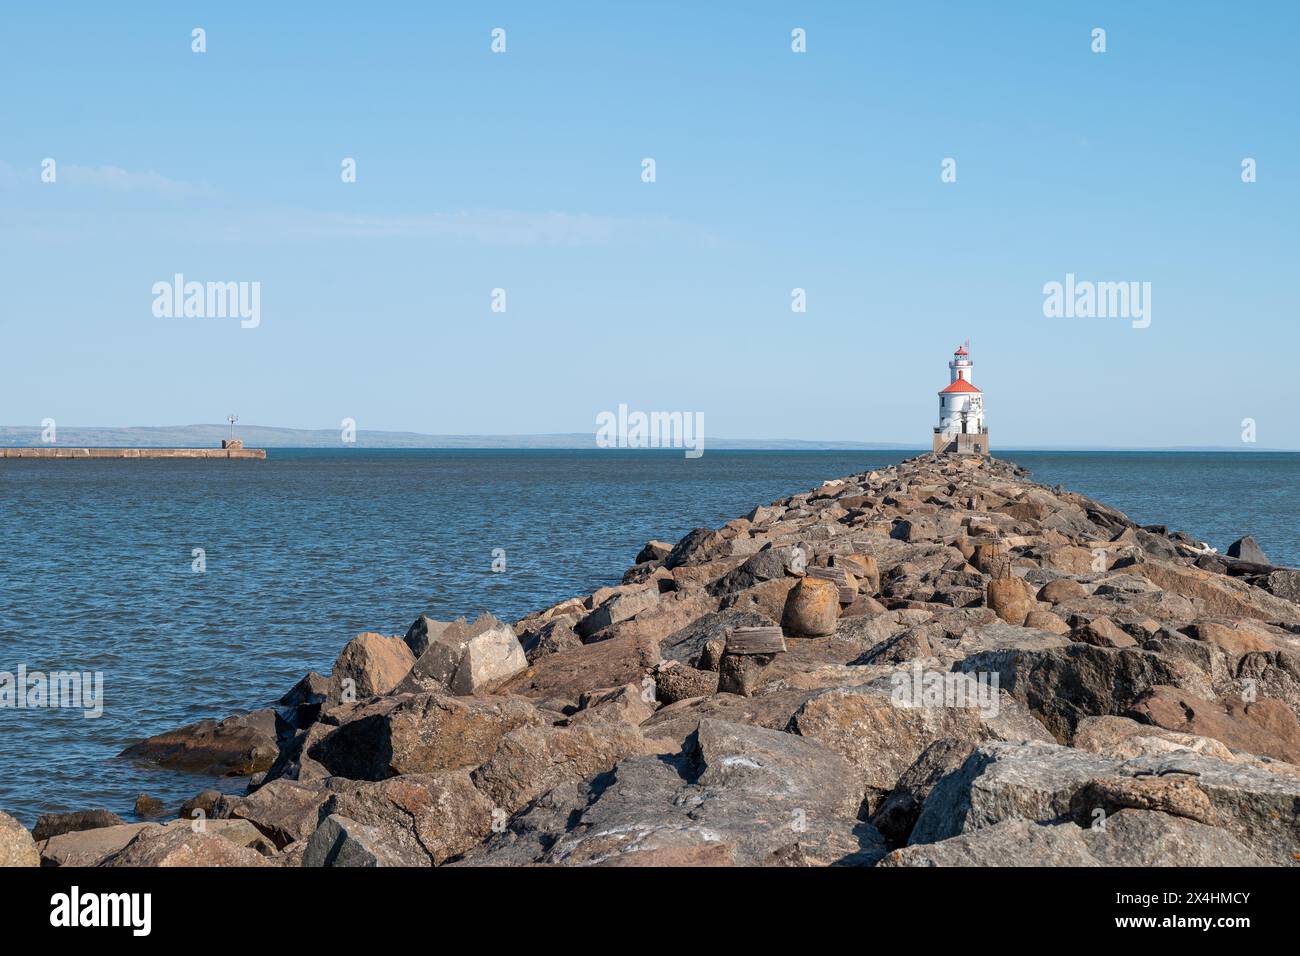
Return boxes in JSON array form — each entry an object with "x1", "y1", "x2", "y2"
[{"x1": 1, "y1": 448, "x2": 1296, "y2": 826}]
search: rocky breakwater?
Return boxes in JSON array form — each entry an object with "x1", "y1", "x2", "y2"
[{"x1": 8, "y1": 453, "x2": 1300, "y2": 868}]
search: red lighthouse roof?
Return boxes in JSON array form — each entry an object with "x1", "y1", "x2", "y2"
[
  {"x1": 939, "y1": 378, "x2": 981, "y2": 394},
  {"x1": 954, "y1": 345, "x2": 969, "y2": 356}
]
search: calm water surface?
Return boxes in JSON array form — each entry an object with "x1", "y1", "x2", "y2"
[{"x1": 1, "y1": 448, "x2": 1296, "y2": 825}]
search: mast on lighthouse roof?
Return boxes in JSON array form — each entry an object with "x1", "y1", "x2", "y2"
[{"x1": 932, "y1": 342, "x2": 989, "y2": 456}]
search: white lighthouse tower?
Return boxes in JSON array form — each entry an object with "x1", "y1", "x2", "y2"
[{"x1": 931, "y1": 342, "x2": 989, "y2": 455}]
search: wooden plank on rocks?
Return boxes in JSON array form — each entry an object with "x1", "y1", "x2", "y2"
[
  {"x1": 724, "y1": 626, "x2": 787, "y2": 656},
  {"x1": 806, "y1": 566, "x2": 856, "y2": 603}
]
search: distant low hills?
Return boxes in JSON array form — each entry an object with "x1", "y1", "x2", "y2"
[{"x1": 0, "y1": 424, "x2": 905, "y2": 451}]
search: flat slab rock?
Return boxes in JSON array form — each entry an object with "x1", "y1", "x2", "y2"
[
  {"x1": 882, "y1": 810, "x2": 1263, "y2": 866},
  {"x1": 910, "y1": 740, "x2": 1300, "y2": 866},
  {"x1": 461, "y1": 718, "x2": 885, "y2": 866}
]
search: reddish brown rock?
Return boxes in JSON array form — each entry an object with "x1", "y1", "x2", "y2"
[
  {"x1": 1127, "y1": 685, "x2": 1300, "y2": 764},
  {"x1": 782, "y1": 577, "x2": 840, "y2": 637},
  {"x1": 328, "y1": 632, "x2": 415, "y2": 701}
]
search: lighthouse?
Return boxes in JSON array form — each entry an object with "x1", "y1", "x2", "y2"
[{"x1": 931, "y1": 343, "x2": 989, "y2": 455}]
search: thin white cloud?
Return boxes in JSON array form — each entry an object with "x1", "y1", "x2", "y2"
[
  {"x1": 0, "y1": 159, "x2": 206, "y2": 197},
  {"x1": 59, "y1": 164, "x2": 205, "y2": 197}
]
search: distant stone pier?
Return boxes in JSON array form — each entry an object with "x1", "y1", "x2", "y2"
[{"x1": 1, "y1": 447, "x2": 266, "y2": 459}]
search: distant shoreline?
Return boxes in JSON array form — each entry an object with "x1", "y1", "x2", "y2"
[{"x1": 1, "y1": 425, "x2": 1297, "y2": 453}]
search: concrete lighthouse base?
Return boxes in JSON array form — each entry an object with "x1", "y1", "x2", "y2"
[{"x1": 932, "y1": 430, "x2": 990, "y2": 456}]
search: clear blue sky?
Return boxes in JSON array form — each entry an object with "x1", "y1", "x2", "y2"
[{"x1": 2, "y1": 2, "x2": 1296, "y2": 447}]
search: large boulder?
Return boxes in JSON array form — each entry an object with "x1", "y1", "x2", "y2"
[
  {"x1": 955, "y1": 643, "x2": 1207, "y2": 742},
  {"x1": 577, "y1": 589, "x2": 661, "y2": 638},
  {"x1": 910, "y1": 740, "x2": 1300, "y2": 865},
  {"x1": 986, "y1": 576, "x2": 1035, "y2": 626},
  {"x1": 118, "y1": 708, "x2": 279, "y2": 775},
  {"x1": 471, "y1": 721, "x2": 649, "y2": 814},
  {"x1": 306, "y1": 773, "x2": 494, "y2": 866},
  {"x1": 32, "y1": 809, "x2": 127, "y2": 842},
  {"x1": 223, "y1": 780, "x2": 331, "y2": 849},
  {"x1": 0, "y1": 811, "x2": 39, "y2": 867},
  {"x1": 37, "y1": 823, "x2": 162, "y2": 867},
  {"x1": 788, "y1": 677, "x2": 1052, "y2": 813},
  {"x1": 464, "y1": 719, "x2": 884, "y2": 867},
  {"x1": 399, "y1": 613, "x2": 527, "y2": 696},
  {"x1": 1226, "y1": 535, "x2": 1269, "y2": 565},
  {"x1": 99, "y1": 824, "x2": 274, "y2": 867},
  {"x1": 882, "y1": 811, "x2": 1262, "y2": 867},
  {"x1": 403, "y1": 615, "x2": 457, "y2": 657},
  {"x1": 327, "y1": 632, "x2": 415, "y2": 702},
  {"x1": 1126, "y1": 685, "x2": 1300, "y2": 764},
  {"x1": 307, "y1": 691, "x2": 544, "y2": 780},
  {"x1": 494, "y1": 634, "x2": 661, "y2": 703},
  {"x1": 782, "y1": 577, "x2": 840, "y2": 637}
]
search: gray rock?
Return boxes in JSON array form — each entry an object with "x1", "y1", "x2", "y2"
[
  {"x1": 32, "y1": 809, "x2": 127, "y2": 843},
  {"x1": 910, "y1": 740, "x2": 1300, "y2": 865},
  {"x1": 788, "y1": 677, "x2": 1053, "y2": 814},
  {"x1": 467, "y1": 719, "x2": 884, "y2": 866},
  {"x1": 399, "y1": 613, "x2": 527, "y2": 695},
  {"x1": 310, "y1": 773, "x2": 494, "y2": 866},
  {"x1": 883, "y1": 810, "x2": 1262, "y2": 866},
  {"x1": 955, "y1": 643, "x2": 1206, "y2": 742},
  {"x1": 307, "y1": 691, "x2": 544, "y2": 781},
  {"x1": 1227, "y1": 535, "x2": 1269, "y2": 565}
]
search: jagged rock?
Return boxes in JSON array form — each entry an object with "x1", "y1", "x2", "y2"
[
  {"x1": 32, "y1": 809, "x2": 126, "y2": 842},
  {"x1": 1074, "y1": 616, "x2": 1136, "y2": 648},
  {"x1": 1126, "y1": 685, "x2": 1300, "y2": 764},
  {"x1": 956, "y1": 643, "x2": 1206, "y2": 742},
  {"x1": 119, "y1": 708, "x2": 279, "y2": 776},
  {"x1": 570, "y1": 682, "x2": 656, "y2": 727},
  {"x1": 782, "y1": 577, "x2": 840, "y2": 636},
  {"x1": 327, "y1": 632, "x2": 416, "y2": 702},
  {"x1": 398, "y1": 613, "x2": 527, "y2": 695},
  {"x1": 660, "y1": 609, "x2": 773, "y2": 665},
  {"x1": 307, "y1": 691, "x2": 545, "y2": 780},
  {"x1": 578, "y1": 588, "x2": 661, "y2": 638},
  {"x1": 403, "y1": 615, "x2": 456, "y2": 657},
  {"x1": 788, "y1": 677, "x2": 1052, "y2": 813},
  {"x1": 870, "y1": 738, "x2": 977, "y2": 846},
  {"x1": 471, "y1": 721, "x2": 648, "y2": 814},
  {"x1": 664, "y1": 528, "x2": 729, "y2": 569},
  {"x1": 495, "y1": 634, "x2": 661, "y2": 702},
  {"x1": 654, "y1": 663, "x2": 718, "y2": 703},
  {"x1": 0, "y1": 811, "x2": 39, "y2": 867},
  {"x1": 276, "y1": 671, "x2": 329, "y2": 733},
  {"x1": 1227, "y1": 535, "x2": 1269, "y2": 565},
  {"x1": 303, "y1": 814, "x2": 405, "y2": 867},
  {"x1": 223, "y1": 780, "x2": 330, "y2": 849},
  {"x1": 1123, "y1": 556, "x2": 1300, "y2": 624},
  {"x1": 99, "y1": 824, "x2": 274, "y2": 867},
  {"x1": 308, "y1": 773, "x2": 494, "y2": 866},
  {"x1": 882, "y1": 811, "x2": 1262, "y2": 866},
  {"x1": 521, "y1": 618, "x2": 582, "y2": 663},
  {"x1": 635, "y1": 540, "x2": 673, "y2": 564},
  {"x1": 1073, "y1": 715, "x2": 1238, "y2": 762},
  {"x1": 132, "y1": 795, "x2": 165, "y2": 819},
  {"x1": 464, "y1": 719, "x2": 884, "y2": 866},
  {"x1": 910, "y1": 740, "x2": 1300, "y2": 865}
]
